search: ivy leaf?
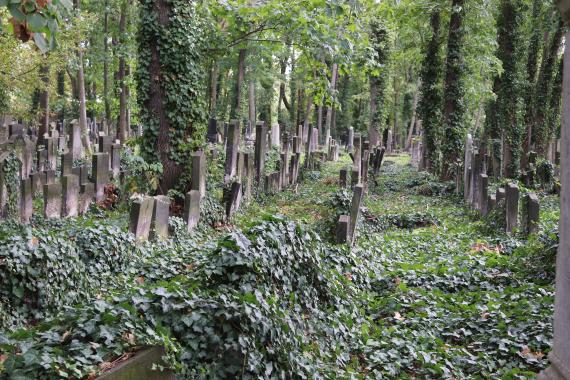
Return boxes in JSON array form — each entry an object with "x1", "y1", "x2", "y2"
[{"x1": 33, "y1": 33, "x2": 49, "y2": 53}]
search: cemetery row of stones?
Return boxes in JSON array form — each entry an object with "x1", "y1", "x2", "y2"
[
  {"x1": 411, "y1": 133, "x2": 550, "y2": 236},
  {"x1": 0, "y1": 119, "x2": 126, "y2": 224},
  {"x1": 124, "y1": 119, "x2": 350, "y2": 242}
]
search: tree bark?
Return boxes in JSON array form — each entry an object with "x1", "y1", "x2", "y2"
[
  {"x1": 324, "y1": 63, "x2": 338, "y2": 149},
  {"x1": 117, "y1": 0, "x2": 128, "y2": 143},
  {"x1": 248, "y1": 81, "x2": 256, "y2": 128},
  {"x1": 230, "y1": 49, "x2": 247, "y2": 122},
  {"x1": 103, "y1": 0, "x2": 111, "y2": 123},
  {"x1": 38, "y1": 64, "x2": 50, "y2": 142},
  {"x1": 77, "y1": 50, "x2": 91, "y2": 154},
  {"x1": 405, "y1": 84, "x2": 419, "y2": 150}
]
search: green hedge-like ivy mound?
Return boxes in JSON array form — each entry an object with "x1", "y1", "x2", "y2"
[{"x1": 0, "y1": 218, "x2": 372, "y2": 379}]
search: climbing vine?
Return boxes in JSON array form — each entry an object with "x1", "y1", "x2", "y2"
[
  {"x1": 137, "y1": 0, "x2": 209, "y2": 192},
  {"x1": 1, "y1": 153, "x2": 21, "y2": 220},
  {"x1": 368, "y1": 19, "x2": 391, "y2": 140},
  {"x1": 418, "y1": 11, "x2": 443, "y2": 173}
]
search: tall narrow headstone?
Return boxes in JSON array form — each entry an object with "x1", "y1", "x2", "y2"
[
  {"x1": 505, "y1": 183, "x2": 520, "y2": 234},
  {"x1": 523, "y1": 193, "x2": 540, "y2": 236},
  {"x1": 479, "y1": 174, "x2": 488, "y2": 216},
  {"x1": 79, "y1": 183, "x2": 94, "y2": 214},
  {"x1": 255, "y1": 122, "x2": 267, "y2": 182},
  {"x1": 207, "y1": 118, "x2": 218, "y2": 144},
  {"x1": 271, "y1": 124, "x2": 280, "y2": 148},
  {"x1": 20, "y1": 178, "x2": 32, "y2": 224},
  {"x1": 348, "y1": 184, "x2": 364, "y2": 245},
  {"x1": 224, "y1": 120, "x2": 240, "y2": 182},
  {"x1": 191, "y1": 151, "x2": 206, "y2": 199},
  {"x1": 111, "y1": 143, "x2": 121, "y2": 178},
  {"x1": 61, "y1": 152, "x2": 73, "y2": 176},
  {"x1": 463, "y1": 134, "x2": 473, "y2": 198},
  {"x1": 184, "y1": 190, "x2": 201, "y2": 231},
  {"x1": 339, "y1": 168, "x2": 348, "y2": 188},
  {"x1": 71, "y1": 121, "x2": 82, "y2": 160},
  {"x1": 347, "y1": 127, "x2": 354, "y2": 153},
  {"x1": 93, "y1": 153, "x2": 110, "y2": 202},
  {"x1": 62, "y1": 175, "x2": 79, "y2": 218},
  {"x1": 226, "y1": 181, "x2": 242, "y2": 219},
  {"x1": 151, "y1": 195, "x2": 170, "y2": 240}
]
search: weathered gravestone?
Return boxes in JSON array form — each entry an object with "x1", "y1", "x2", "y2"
[
  {"x1": 479, "y1": 174, "x2": 489, "y2": 216},
  {"x1": 20, "y1": 178, "x2": 32, "y2": 224},
  {"x1": 191, "y1": 151, "x2": 206, "y2": 199},
  {"x1": 522, "y1": 193, "x2": 540, "y2": 236},
  {"x1": 339, "y1": 168, "x2": 348, "y2": 188},
  {"x1": 255, "y1": 122, "x2": 267, "y2": 182},
  {"x1": 226, "y1": 181, "x2": 242, "y2": 219},
  {"x1": 43, "y1": 181, "x2": 62, "y2": 219},
  {"x1": 505, "y1": 183, "x2": 520, "y2": 234},
  {"x1": 271, "y1": 124, "x2": 280, "y2": 148},
  {"x1": 62, "y1": 175, "x2": 79, "y2": 218},
  {"x1": 151, "y1": 196, "x2": 170, "y2": 240},
  {"x1": 184, "y1": 190, "x2": 201, "y2": 231},
  {"x1": 224, "y1": 121, "x2": 240, "y2": 182},
  {"x1": 207, "y1": 118, "x2": 218, "y2": 144},
  {"x1": 336, "y1": 215, "x2": 350, "y2": 244},
  {"x1": 93, "y1": 153, "x2": 110, "y2": 202},
  {"x1": 347, "y1": 184, "x2": 364, "y2": 245},
  {"x1": 61, "y1": 152, "x2": 73, "y2": 176},
  {"x1": 129, "y1": 197, "x2": 155, "y2": 241},
  {"x1": 347, "y1": 127, "x2": 354, "y2": 153},
  {"x1": 79, "y1": 183, "x2": 94, "y2": 214}
]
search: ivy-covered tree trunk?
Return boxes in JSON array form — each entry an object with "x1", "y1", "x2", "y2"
[
  {"x1": 368, "y1": 20, "x2": 390, "y2": 148},
  {"x1": 418, "y1": 10, "x2": 442, "y2": 173},
  {"x1": 230, "y1": 49, "x2": 246, "y2": 122},
  {"x1": 495, "y1": 0, "x2": 524, "y2": 178},
  {"x1": 138, "y1": 0, "x2": 207, "y2": 194},
  {"x1": 103, "y1": 0, "x2": 111, "y2": 123},
  {"x1": 440, "y1": 0, "x2": 466, "y2": 180},
  {"x1": 533, "y1": 17, "x2": 564, "y2": 156},
  {"x1": 38, "y1": 63, "x2": 50, "y2": 142},
  {"x1": 117, "y1": 0, "x2": 128, "y2": 143},
  {"x1": 521, "y1": 0, "x2": 543, "y2": 169}
]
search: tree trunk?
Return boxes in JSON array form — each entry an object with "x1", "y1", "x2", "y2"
[
  {"x1": 440, "y1": 0, "x2": 466, "y2": 179},
  {"x1": 210, "y1": 62, "x2": 219, "y2": 117},
  {"x1": 324, "y1": 63, "x2": 338, "y2": 149},
  {"x1": 38, "y1": 64, "x2": 50, "y2": 142},
  {"x1": 248, "y1": 81, "x2": 256, "y2": 128},
  {"x1": 405, "y1": 84, "x2": 419, "y2": 150},
  {"x1": 117, "y1": 0, "x2": 128, "y2": 143},
  {"x1": 230, "y1": 49, "x2": 247, "y2": 122},
  {"x1": 78, "y1": 50, "x2": 91, "y2": 154},
  {"x1": 103, "y1": 0, "x2": 111, "y2": 123}
]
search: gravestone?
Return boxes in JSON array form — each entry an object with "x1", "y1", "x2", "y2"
[
  {"x1": 386, "y1": 129, "x2": 393, "y2": 153},
  {"x1": 339, "y1": 168, "x2": 348, "y2": 188},
  {"x1": 254, "y1": 122, "x2": 267, "y2": 182},
  {"x1": 224, "y1": 120, "x2": 240, "y2": 182},
  {"x1": 463, "y1": 134, "x2": 473, "y2": 201},
  {"x1": 347, "y1": 127, "x2": 354, "y2": 153},
  {"x1": 61, "y1": 152, "x2": 73, "y2": 176},
  {"x1": 20, "y1": 178, "x2": 32, "y2": 224},
  {"x1": 336, "y1": 215, "x2": 350, "y2": 244},
  {"x1": 43, "y1": 181, "x2": 62, "y2": 219},
  {"x1": 37, "y1": 149, "x2": 48, "y2": 172},
  {"x1": 353, "y1": 133, "x2": 362, "y2": 174},
  {"x1": 243, "y1": 152, "x2": 254, "y2": 199},
  {"x1": 191, "y1": 151, "x2": 206, "y2": 199},
  {"x1": 348, "y1": 184, "x2": 364, "y2": 245},
  {"x1": 279, "y1": 152, "x2": 288, "y2": 188},
  {"x1": 207, "y1": 118, "x2": 218, "y2": 144},
  {"x1": 479, "y1": 174, "x2": 489, "y2": 216},
  {"x1": 151, "y1": 195, "x2": 170, "y2": 240},
  {"x1": 487, "y1": 194, "x2": 496, "y2": 214},
  {"x1": 111, "y1": 143, "x2": 121, "y2": 178},
  {"x1": 470, "y1": 152, "x2": 481, "y2": 209},
  {"x1": 69, "y1": 121, "x2": 82, "y2": 160},
  {"x1": 271, "y1": 124, "x2": 280, "y2": 147},
  {"x1": 505, "y1": 183, "x2": 520, "y2": 234},
  {"x1": 361, "y1": 150, "x2": 370, "y2": 189},
  {"x1": 523, "y1": 193, "x2": 540, "y2": 236},
  {"x1": 184, "y1": 190, "x2": 201, "y2": 231},
  {"x1": 93, "y1": 153, "x2": 110, "y2": 202},
  {"x1": 129, "y1": 197, "x2": 155, "y2": 241},
  {"x1": 62, "y1": 175, "x2": 79, "y2": 218},
  {"x1": 30, "y1": 172, "x2": 44, "y2": 195},
  {"x1": 226, "y1": 181, "x2": 242, "y2": 219},
  {"x1": 351, "y1": 167, "x2": 360, "y2": 189},
  {"x1": 79, "y1": 183, "x2": 94, "y2": 214}
]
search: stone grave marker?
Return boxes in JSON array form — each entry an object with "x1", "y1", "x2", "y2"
[
  {"x1": 62, "y1": 175, "x2": 79, "y2": 218},
  {"x1": 505, "y1": 183, "x2": 520, "y2": 234},
  {"x1": 151, "y1": 195, "x2": 170, "y2": 240},
  {"x1": 43, "y1": 181, "x2": 62, "y2": 219},
  {"x1": 129, "y1": 196, "x2": 155, "y2": 241},
  {"x1": 184, "y1": 190, "x2": 201, "y2": 231}
]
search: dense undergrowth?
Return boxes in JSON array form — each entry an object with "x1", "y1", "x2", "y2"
[{"x1": 0, "y1": 154, "x2": 559, "y2": 379}]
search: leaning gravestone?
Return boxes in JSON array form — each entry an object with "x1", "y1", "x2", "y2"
[
  {"x1": 226, "y1": 181, "x2": 242, "y2": 219},
  {"x1": 129, "y1": 197, "x2": 155, "y2": 241},
  {"x1": 224, "y1": 120, "x2": 240, "y2": 182},
  {"x1": 348, "y1": 184, "x2": 364, "y2": 245}
]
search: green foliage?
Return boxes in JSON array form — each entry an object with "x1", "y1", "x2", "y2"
[
  {"x1": 418, "y1": 11, "x2": 443, "y2": 173},
  {"x1": 120, "y1": 149, "x2": 163, "y2": 196},
  {"x1": 1, "y1": 153, "x2": 21, "y2": 220}
]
